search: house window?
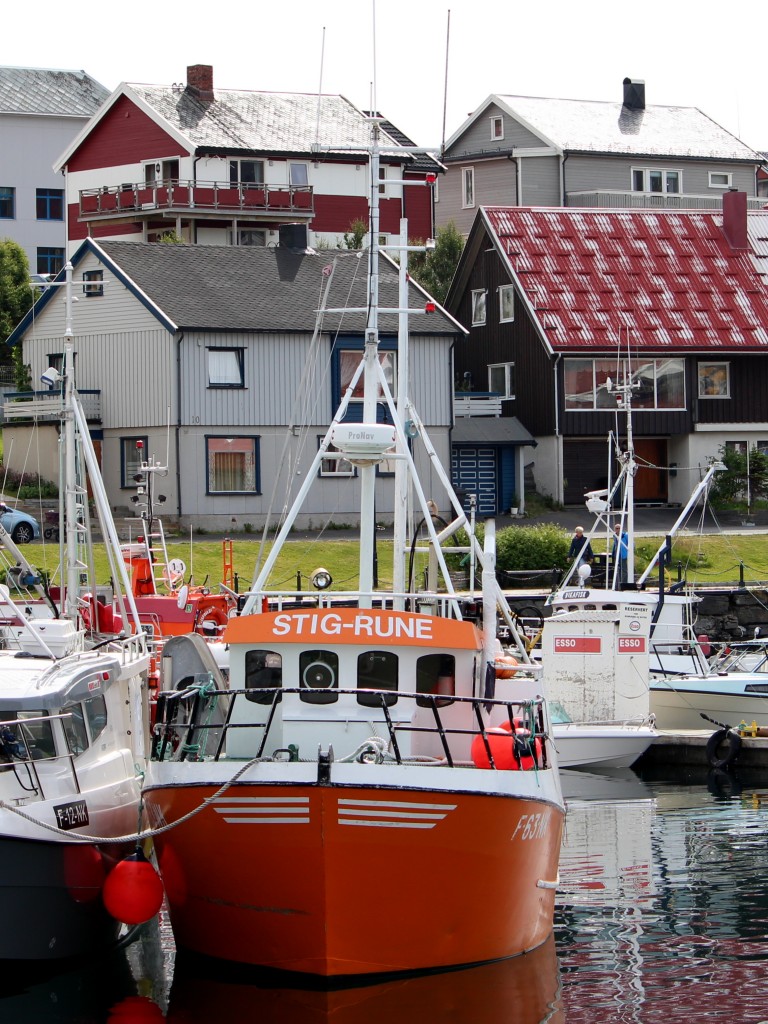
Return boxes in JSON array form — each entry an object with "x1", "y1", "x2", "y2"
[
  {"x1": 564, "y1": 358, "x2": 685, "y2": 410},
  {"x1": 462, "y1": 167, "x2": 475, "y2": 208},
  {"x1": 319, "y1": 437, "x2": 355, "y2": 478},
  {"x1": 489, "y1": 363, "x2": 515, "y2": 399},
  {"x1": 120, "y1": 436, "x2": 148, "y2": 488},
  {"x1": 631, "y1": 168, "x2": 682, "y2": 194},
  {"x1": 490, "y1": 115, "x2": 504, "y2": 141},
  {"x1": 82, "y1": 270, "x2": 103, "y2": 297},
  {"x1": 289, "y1": 163, "x2": 309, "y2": 187},
  {"x1": 709, "y1": 171, "x2": 732, "y2": 189},
  {"x1": 339, "y1": 349, "x2": 396, "y2": 401},
  {"x1": 698, "y1": 361, "x2": 730, "y2": 398},
  {"x1": 471, "y1": 289, "x2": 486, "y2": 325},
  {"x1": 378, "y1": 166, "x2": 387, "y2": 195},
  {"x1": 237, "y1": 229, "x2": 266, "y2": 247},
  {"x1": 206, "y1": 436, "x2": 259, "y2": 494},
  {"x1": 499, "y1": 284, "x2": 515, "y2": 322},
  {"x1": 207, "y1": 347, "x2": 244, "y2": 388},
  {"x1": 230, "y1": 159, "x2": 264, "y2": 186},
  {"x1": 37, "y1": 247, "x2": 64, "y2": 276},
  {"x1": 0, "y1": 187, "x2": 15, "y2": 218},
  {"x1": 36, "y1": 188, "x2": 64, "y2": 220}
]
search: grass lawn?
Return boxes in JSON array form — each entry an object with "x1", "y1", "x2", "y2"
[{"x1": 21, "y1": 528, "x2": 768, "y2": 594}]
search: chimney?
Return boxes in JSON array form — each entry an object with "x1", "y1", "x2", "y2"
[
  {"x1": 186, "y1": 65, "x2": 214, "y2": 102},
  {"x1": 279, "y1": 223, "x2": 309, "y2": 252},
  {"x1": 722, "y1": 189, "x2": 749, "y2": 250},
  {"x1": 622, "y1": 78, "x2": 645, "y2": 111}
]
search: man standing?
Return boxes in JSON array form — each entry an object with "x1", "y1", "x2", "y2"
[
  {"x1": 612, "y1": 523, "x2": 629, "y2": 586},
  {"x1": 568, "y1": 526, "x2": 594, "y2": 568}
]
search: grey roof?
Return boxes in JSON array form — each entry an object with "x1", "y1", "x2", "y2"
[
  {"x1": 95, "y1": 241, "x2": 458, "y2": 335},
  {"x1": 452, "y1": 416, "x2": 536, "y2": 446},
  {"x1": 0, "y1": 66, "x2": 109, "y2": 117},
  {"x1": 493, "y1": 94, "x2": 762, "y2": 161},
  {"x1": 129, "y1": 85, "x2": 412, "y2": 159}
]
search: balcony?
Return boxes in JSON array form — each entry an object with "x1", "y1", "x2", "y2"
[
  {"x1": 567, "y1": 190, "x2": 768, "y2": 211},
  {"x1": 4, "y1": 390, "x2": 101, "y2": 424},
  {"x1": 454, "y1": 392, "x2": 503, "y2": 417},
  {"x1": 78, "y1": 180, "x2": 314, "y2": 223}
]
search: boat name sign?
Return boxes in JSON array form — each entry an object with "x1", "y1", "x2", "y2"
[{"x1": 273, "y1": 611, "x2": 433, "y2": 640}]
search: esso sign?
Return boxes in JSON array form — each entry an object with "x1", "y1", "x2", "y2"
[
  {"x1": 553, "y1": 636, "x2": 601, "y2": 654},
  {"x1": 618, "y1": 636, "x2": 646, "y2": 653}
]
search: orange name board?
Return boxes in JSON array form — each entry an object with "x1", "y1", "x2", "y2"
[
  {"x1": 618, "y1": 636, "x2": 646, "y2": 653},
  {"x1": 224, "y1": 607, "x2": 482, "y2": 650},
  {"x1": 552, "y1": 636, "x2": 601, "y2": 654}
]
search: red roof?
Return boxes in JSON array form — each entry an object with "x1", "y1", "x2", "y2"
[{"x1": 483, "y1": 207, "x2": 768, "y2": 352}]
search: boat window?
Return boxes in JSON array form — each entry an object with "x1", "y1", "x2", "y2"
[
  {"x1": 245, "y1": 650, "x2": 283, "y2": 704},
  {"x1": 299, "y1": 650, "x2": 339, "y2": 705},
  {"x1": 356, "y1": 651, "x2": 398, "y2": 707},
  {"x1": 745, "y1": 684, "x2": 768, "y2": 693},
  {"x1": 62, "y1": 703, "x2": 89, "y2": 755},
  {"x1": 0, "y1": 710, "x2": 55, "y2": 763},
  {"x1": 415, "y1": 654, "x2": 456, "y2": 707},
  {"x1": 84, "y1": 694, "x2": 108, "y2": 743}
]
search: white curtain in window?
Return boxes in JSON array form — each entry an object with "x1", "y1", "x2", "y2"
[{"x1": 208, "y1": 349, "x2": 242, "y2": 385}]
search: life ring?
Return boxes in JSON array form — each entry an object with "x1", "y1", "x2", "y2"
[
  {"x1": 705, "y1": 728, "x2": 742, "y2": 770},
  {"x1": 195, "y1": 604, "x2": 228, "y2": 634}
]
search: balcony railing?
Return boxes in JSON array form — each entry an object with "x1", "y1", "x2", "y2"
[
  {"x1": 4, "y1": 390, "x2": 101, "y2": 423},
  {"x1": 78, "y1": 180, "x2": 314, "y2": 221},
  {"x1": 454, "y1": 392, "x2": 503, "y2": 417},
  {"x1": 567, "y1": 190, "x2": 768, "y2": 211}
]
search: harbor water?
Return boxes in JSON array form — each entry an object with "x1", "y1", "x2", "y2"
[{"x1": 5, "y1": 767, "x2": 768, "y2": 1023}]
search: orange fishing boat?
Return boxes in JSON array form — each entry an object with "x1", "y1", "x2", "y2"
[{"x1": 142, "y1": 117, "x2": 564, "y2": 978}]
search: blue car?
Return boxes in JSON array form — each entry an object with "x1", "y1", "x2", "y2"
[{"x1": 0, "y1": 504, "x2": 40, "y2": 544}]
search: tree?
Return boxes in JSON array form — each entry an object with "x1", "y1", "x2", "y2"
[
  {"x1": 343, "y1": 218, "x2": 368, "y2": 250},
  {"x1": 408, "y1": 221, "x2": 465, "y2": 305},
  {"x1": 0, "y1": 239, "x2": 34, "y2": 388},
  {"x1": 708, "y1": 444, "x2": 768, "y2": 509}
]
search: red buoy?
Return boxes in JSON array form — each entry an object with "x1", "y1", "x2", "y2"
[
  {"x1": 471, "y1": 720, "x2": 542, "y2": 770},
  {"x1": 102, "y1": 848, "x2": 164, "y2": 925}
]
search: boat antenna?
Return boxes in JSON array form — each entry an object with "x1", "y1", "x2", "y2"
[
  {"x1": 314, "y1": 25, "x2": 326, "y2": 149},
  {"x1": 371, "y1": 0, "x2": 378, "y2": 118},
  {"x1": 441, "y1": 9, "x2": 451, "y2": 159}
]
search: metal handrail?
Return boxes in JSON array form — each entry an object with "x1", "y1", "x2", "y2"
[
  {"x1": 151, "y1": 684, "x2": 551, "y2": 771},
  {"x1": 78, "y1": 179, "x2": 314, "y2": 217}
]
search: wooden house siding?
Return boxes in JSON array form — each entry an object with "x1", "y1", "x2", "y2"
[
  {"x1": 520, "y1": 155, "x2": 561, "y2": 206},
  {"x1": 564, "y1": 154, "x2": 758, "y2": 197},
  {"x1": 66, "y1": 96, "x2": 188, "y2": 173},
  {"x1": 403, "y1": 172, "x2": 433, "y2": 241},
  {"x1": 445, "y1": 105, "x2": 543, "y2": 159},
  {"x1": 694, "y1": 356, "x2": 768, "y2": 425}
]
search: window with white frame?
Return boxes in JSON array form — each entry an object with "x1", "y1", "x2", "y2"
[
  {"x1": 378, "y1": 166, "x2": 387, "y2": 195},
  {"x1": 564, "y1": 357, "x2": 685, "y2": 410},
  {"x1": 319, "y1": 438, "x2": 355, "y2": 478},
  {"x1": 230, "y1": 159, "x2": 264, "y2": 186},
  {"x1": 82, "y1": 270, "x2": 103, "y2": 298},
  {"x1": 120, "y1": 436, "x2": 148, "y2": 488},
  {"x1": 489, "y1": 363, "x2": 515, "y2": 398},
  {"x1": 471, "y1": 289, "x2": 486, "y2": 325},
  {"x1": 698, "y1": 361, "x2": 730, "y2": 398},
  {"x1": 462, "y1": 166, "x2": 475, "y2": 208},
  {"x1": 490, "y1": 115, "x2": 503, "y2": 140},
  {"x1": 289, "y1": 162, "x2": 309, "y2": 187},
  {"x1": 238, "y1": 229, "x2": 266, "y2": 247},
  {"x1": 499, "y1": 284, "x2": 515, "y2": 322},
  {"x1": 207, "y1": 347, "x2": 244, "y2": 388},
  {"x1": 709, "y1": 171, "x2": 732, "y2": 189},
  {"x1": 338, "y1": 349, "x2": 396, "y2": 401},
  {"x1": 631, "y1": 168, "x2": 681, "y2": 194},
  {"x1": 206, "y1": 436, "x2": 259, "y2": 493}
]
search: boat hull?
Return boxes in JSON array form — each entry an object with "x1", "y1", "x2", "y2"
[
  {"x1": 145, "y1": 770, "x2": 563, "y2": 976},
  {"x1": 651, "y1": 678, "x2": 768, "y2": 730},
  {"x1": 554, "y1": 724, "x2": 656, "y2": 770}
]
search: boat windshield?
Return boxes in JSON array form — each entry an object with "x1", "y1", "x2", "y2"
[
  {"x1": 548, "y1": 701, "x2": 573, "y2": 725},
  {"x1": 0, "y1": 710, "x2": 55, "y2": 762}
]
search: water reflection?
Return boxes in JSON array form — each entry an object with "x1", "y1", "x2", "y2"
[{"x1": 166, "y1": 936, "x2": 563, "y2": 1023}]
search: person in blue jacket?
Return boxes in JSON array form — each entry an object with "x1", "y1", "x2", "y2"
[
  {"x1": 568, "y1": 526, "x2": 594, "y2": 567},
  {"x1": 612, "y1": 523, "x2": 629, "y2": 585}
]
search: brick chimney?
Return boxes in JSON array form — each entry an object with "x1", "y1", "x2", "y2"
[
  {"x1": 722, "y1": 189, "x2": 748, "y2": 250},
  {"x1": 622, "y1": 78, "x2": 645, "y2": 111},
  {"x1": 186, "y1": 65, "x2": 214, "y2": 102}
]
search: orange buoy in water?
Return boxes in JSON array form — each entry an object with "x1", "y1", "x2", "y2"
[
  {"x1": 102, "y1": 848, "x2": 164, "y2": 925},
  {"x1": 697, "y1": 633, "x2": 711, "y2": 657},
  {"x1": 495, "y1": 655, "x2": 519, "y2": 679}
]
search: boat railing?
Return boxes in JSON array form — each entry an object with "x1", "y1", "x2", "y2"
[
  {"x1": 240, "y1": 590, "x2": 469, "y2": 618},
  {"x1": 0, "y1": 712, "x2": 82, "y2": 802},
  {"x1": 151, "y1": 684, "x2": 552, "y2": 771}
]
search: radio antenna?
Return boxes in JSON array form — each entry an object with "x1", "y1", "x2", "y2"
[
  {"x1": 371, "y1": 0, "x2": 378, "y2": 116},
  {"x1": 441, "y1": 9, "x2": 451, "y2": 159},
  {"x1": 314, "y1": 25, "x2": 326, "y2": 148}
]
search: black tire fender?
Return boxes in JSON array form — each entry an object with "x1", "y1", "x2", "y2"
[{"x1": 705, "y1": 728, "x2": 742, "y2": 770}]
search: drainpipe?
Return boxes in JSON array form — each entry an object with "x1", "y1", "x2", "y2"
[
  {"x1": 507, "y1": 154, "x2": 519, "y2": 205},
  {"x1": 175, "y1": 331, "x2": 184, "y2": 518},
  {"x1": 560, "y1": 153, "x2": 568, "y2": 206},
  {"x1": 553, "y1": 352, "x2": 563, "y2": 503}
]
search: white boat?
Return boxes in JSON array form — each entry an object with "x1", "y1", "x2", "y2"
[
  {"x1": 0, "y1": 272, "x2": 153, "y2": 960},
  {"x1": 142, "y1": 118, "x2": 564, "y2": 978}
]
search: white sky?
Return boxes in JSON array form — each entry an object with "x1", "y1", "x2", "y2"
[{"x1": 5, "y1": 0, "x2": 766, "y2": 152}]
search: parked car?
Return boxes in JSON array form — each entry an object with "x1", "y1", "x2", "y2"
[{"x1": 0, "y1": 503, "x2": 40, "y2": 543}]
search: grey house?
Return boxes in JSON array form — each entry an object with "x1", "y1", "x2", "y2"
[
  {"x1": 0, "y1": 67, "x2": 108, "y2": 276},
  {"x1": 5, "y1": 237, "x2": 463, "y2": 530},
  {"x1": 437, "y1": 79, "x2": 766, "y2": 235}
]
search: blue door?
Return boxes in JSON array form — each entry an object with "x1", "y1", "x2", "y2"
[{"x1": 451, "y1": 446, "x2": 498, "y2": 515}]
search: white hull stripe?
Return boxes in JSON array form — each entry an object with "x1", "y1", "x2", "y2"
[
  {"x1": 340, "y1": 819, "x2": 437, "y2": 829},
  {"x1": 338, "y1": 799, "x2": 457, "y2": 811},
  {"x1": 213, "y1": 796, "x2": 310, "y2": 824},
  {"x1": 220, "y1": 816, "x2": 310, "y2": 824},
  {"x1": 338, "y1": 798, "x2": 456, "y2": 829}
]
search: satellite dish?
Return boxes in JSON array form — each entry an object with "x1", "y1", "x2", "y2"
[{"x1": 176, "y1": 584, "x2": 189, "y2": 610}]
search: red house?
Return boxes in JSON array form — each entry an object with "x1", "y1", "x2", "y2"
[{"x1": 56, "y1": 65, "x2": 440, "y2": 254}]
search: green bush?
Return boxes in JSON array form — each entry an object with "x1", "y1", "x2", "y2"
[{"x1": 495, "y1": 524, "x2": 570, "y2": 573}]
